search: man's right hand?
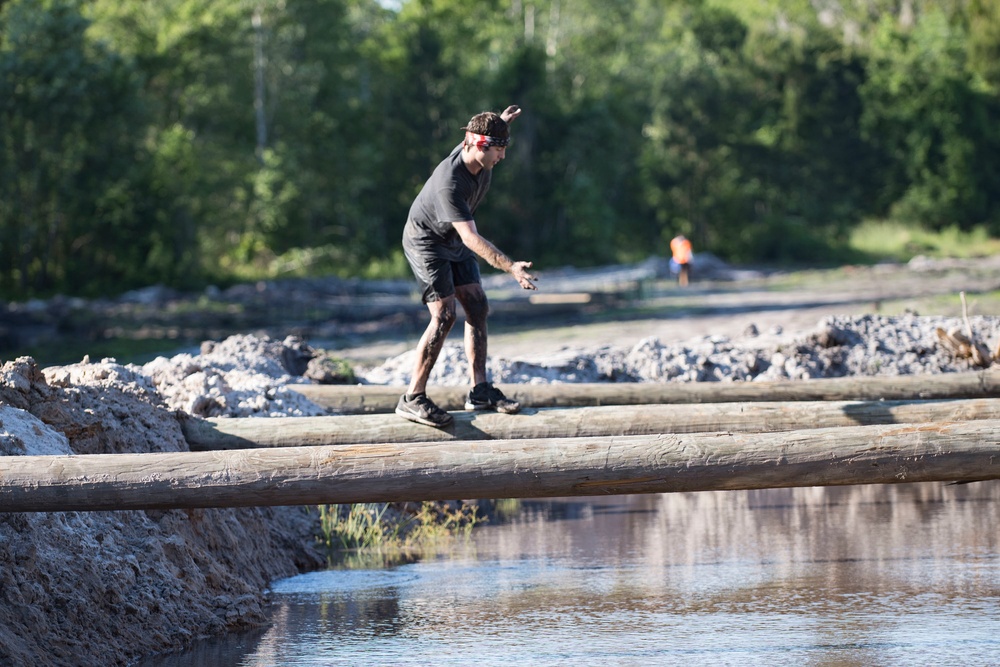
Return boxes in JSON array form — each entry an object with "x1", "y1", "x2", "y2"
[{"x1": 511, "y1": 261, "x2": 537, "y2": 290}]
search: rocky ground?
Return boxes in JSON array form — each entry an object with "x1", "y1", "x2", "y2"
[{"x1": 2, "y1": 255, "x2": 1000, "y2": 665}]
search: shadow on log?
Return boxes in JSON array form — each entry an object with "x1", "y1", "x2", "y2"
[
  {"x1": 182, "y1": 399, "x2": 1000, "y2": 449},
  {"x1": 291, "y1": 370, "x2": 1000, "y2": 414},
  {"x1": 2, "y1": 419, "x2": 999, "y2": 512}
]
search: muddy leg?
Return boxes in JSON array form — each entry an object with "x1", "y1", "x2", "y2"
[
  {"x1": 407, "y1": 296, "x2": 458, "y2": 395},
  {"x1": 456, "y1": 284, "x2": 490, "y2": 387}
]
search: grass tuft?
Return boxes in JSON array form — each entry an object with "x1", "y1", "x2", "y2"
[{"x1": 316, "y1": 500, "x2": 484, "y2": 564}]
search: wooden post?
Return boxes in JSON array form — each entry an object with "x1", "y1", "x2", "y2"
[
  {"x1": 291, "y1": 370, "x2": 1000, "y2": 414},
  {"x1": 182, "y1": 398, "x2": 1000, "y2": 449},
  {"x1": 2, "y1": 419, "x2": 999, "y2": 512}
]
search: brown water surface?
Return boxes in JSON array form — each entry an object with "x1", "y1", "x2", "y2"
[{"x1": 139, "y1": 482, "x2": 1000, "y2": 666}]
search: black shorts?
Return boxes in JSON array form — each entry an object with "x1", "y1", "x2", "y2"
[{"x1": 402, "y1": 237, "x2": 481, "y2": 304}]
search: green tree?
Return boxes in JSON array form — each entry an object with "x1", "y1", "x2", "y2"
[
  {"x1": 739, "y1": 28, "x2": 884, "y2": 260},
  {"x1": 637, "y1": 3, "x2": 772, "y2": 261},
  {"x1": 860, "y1": 10, "x2": 1000, "y2": 229},
  {"x1": 0, "y1": 0, "x2": 156, "y2": 297},
  {"x1": 6, "y1": 0, "x2": 1000, "y2": 299},
  {"x1": 966, "y1": 0, "x2": 1000, "y2": 91}
]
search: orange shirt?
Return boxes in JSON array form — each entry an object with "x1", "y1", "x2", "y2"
[{"x1": 670, "y1": 237, "x2": 692, "y2": 265}]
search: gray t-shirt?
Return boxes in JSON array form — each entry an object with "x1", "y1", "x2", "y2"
[{"x1": 403, "y1": 144, "x2": 491, "y2": 261}]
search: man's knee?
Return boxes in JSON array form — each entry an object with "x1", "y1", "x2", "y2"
[
  {"x1": 428, "y1": 299, "x2": 458, "y2": 330},
  {"x1": 457, "y1": 287, "x2": 490, "y2": 323}
]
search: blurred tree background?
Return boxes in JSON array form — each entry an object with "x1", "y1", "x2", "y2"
[{"x1": 1, "y1": 0, "x2": 998, "y2": 299}]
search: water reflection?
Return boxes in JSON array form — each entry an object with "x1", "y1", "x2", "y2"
[{"x1": 140, "y1": 482, "x2": 1000, "y2": 666}]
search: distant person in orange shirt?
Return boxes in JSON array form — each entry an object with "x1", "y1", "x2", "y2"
[{"x1": 670, "y1": 235, "x2": 692, "y2": 286}]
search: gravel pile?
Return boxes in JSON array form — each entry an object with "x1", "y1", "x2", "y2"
[
  {"x1": 142, "y1": 334, "x2": 328, "y2": 418},
  {"x1": 360, "y1": 313, "x2": 1000, "y2": 388},
  {"x1": 128, "y1": 313, "x2": 1000, "y2": 419}
]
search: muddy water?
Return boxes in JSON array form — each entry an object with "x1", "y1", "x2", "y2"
[{"x1": 141, "y1": 482, "x2": 1000, "y2": 666}]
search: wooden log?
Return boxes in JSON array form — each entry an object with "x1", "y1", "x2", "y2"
[
  {"x1": 183, "y1": 398, "x2": 1000, "y2": 449},
  {"x1": 2, "y1": 419, "x2": 999, "y2": 512},
  {"x1": 291, "y1": 370, "x2": 1000, "y2": 414}
]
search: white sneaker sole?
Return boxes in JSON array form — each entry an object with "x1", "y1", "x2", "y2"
[
  {"x1": 464, "y1": 401, "x2": 520, "y2": 414},
  {"x1": 395, "y1": 407, "x2": 453, "y2": 428}
]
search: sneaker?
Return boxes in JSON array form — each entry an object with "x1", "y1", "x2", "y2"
[
  {"x1": 465, "y1": 382, "x2": 520, "y2": 414},
  {"x1": 395, "y1": 393, "x2": 454, "y2": 427}
]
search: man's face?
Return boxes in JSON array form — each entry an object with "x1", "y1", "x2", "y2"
[{"x1": 475, "y1": 144, "x2": 507, "y2": 170}]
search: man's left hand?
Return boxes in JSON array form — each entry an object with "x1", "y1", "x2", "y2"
[
  {"x1": 501, "y1": 105, "x2": 521, "y2": 124},
  {"x1": 511, "y1": 261, "x2": 537, "y2": 290}
]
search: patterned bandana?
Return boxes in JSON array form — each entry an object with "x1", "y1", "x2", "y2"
[{"x1": 465, "y1": 131, "x2": 510, "y2": 149}]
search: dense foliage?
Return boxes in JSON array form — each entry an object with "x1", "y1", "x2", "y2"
[{"x1": 2, "y1": 0, "x2": 998, "y2": 298}]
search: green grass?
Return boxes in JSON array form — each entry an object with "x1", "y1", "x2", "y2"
[
  {"x1": 848, "y1": 220, "x2": 1000, "y2": 262},
  {"x1": 219, "y1": 245, "x2": 413, "y2": 283},
  {"x1": 874, "y1": 289, "x2": 1000, "y2": 318},
  {"x1": 318, "y1": 503, "x2": 402, "y2": 551},
  {"x1": 316, "y1": 500, "x2": 483, "y2": 563}
]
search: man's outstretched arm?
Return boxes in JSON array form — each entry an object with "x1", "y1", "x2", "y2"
[{"x1": 453, "y1": 220, "x2": 536, "y2": 290}]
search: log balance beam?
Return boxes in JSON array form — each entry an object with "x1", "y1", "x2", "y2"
[
  {"x1": 289, "y1": 370, "x2": 1000, "y2": 414},
  {"x1": 2, "y1": 419, "x2": 999, "y2": 512},
  {"x1": 183, "y1": 398, "x2": 1000, "y2": 449}
]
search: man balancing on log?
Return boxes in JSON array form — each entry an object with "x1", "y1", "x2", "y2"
[{"x1": 395, "y1": 105, "x2": 538, "y2": 428}]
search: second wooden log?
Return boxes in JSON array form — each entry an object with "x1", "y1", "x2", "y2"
[{"x1": 182, "y1": 398, "x2": 1000, "y2": 450}]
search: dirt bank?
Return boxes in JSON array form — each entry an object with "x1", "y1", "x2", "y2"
[{"x1": 0, "y1": 350, "x2": 326, "y2": 666}]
